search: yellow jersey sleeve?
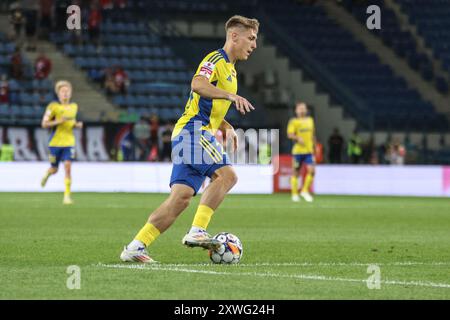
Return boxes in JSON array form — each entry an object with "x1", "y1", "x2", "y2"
[
  {"x1": 194, "y1": 51, "x2": 223, "y2": 84},
  {"x1": 287, "y1": 118, "x2": 297, "y2": 136},
  {"x1": 44, "y1": 102, "x2": 57, "y2": 120}
]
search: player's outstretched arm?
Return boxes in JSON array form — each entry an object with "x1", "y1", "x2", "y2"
[{"x1": 191, "y1": 75, "x2": 255, "y2": 115}]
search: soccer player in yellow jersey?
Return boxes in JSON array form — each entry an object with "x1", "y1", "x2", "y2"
[
  {"x1": 40, "y1": 80, "x2": 83, "y2": 204},
  {"x1": 120, "y1": 15, "x2": 259, "y2": 263},
  {"x1": 287, "y1": 102, "x2": 316, "y2": 202}
]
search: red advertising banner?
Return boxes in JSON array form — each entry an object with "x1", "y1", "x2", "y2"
[{"x1": 273, "y1": 154, "x2": 313, "y2": 193}]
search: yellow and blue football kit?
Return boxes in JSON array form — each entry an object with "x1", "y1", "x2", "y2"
[
  {"x1": 287, "y1": 116, "x2": 315, "y2": 195},
  {"x1": 45, "y1": 101, "x2": 78, "y2": 167},
  {"x1": 287, "y1": 116, "x2": 315, "y2": 168},
  {"x1": 170, "y1": 49, "x2": 237, "y2": 195}
]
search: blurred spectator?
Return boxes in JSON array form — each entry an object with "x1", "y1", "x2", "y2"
[
  {"x1": 0, "y1": 75, "x2": 10, "y2": 104},
  {"x1": 347, "y1": 130, "x2": 362, "y2": 164},
  {"x1": 113, "y1": 66, "x2": 129, "y2": 94},
  {"x1": 22, "y1": 0, "x2": 39, "y2": 51},
  {"x1": 148, "y1": 114, "x2": 160, "y2": 161},
  {"x1": 88, "y1": 2, "x2": 102, "y2": 47},
  {"x1": 39, "y1": 0, "x2": 54, "y2": 39},
  {"x1": 160, "y1": 122, "x2": 173, "y2": 162},
  {"x1": 34, "y1": 49, "x2": 52, "y2": 79},
  {"x1": 104, "y1": 69, "x2": 118, "y2": 95},
  {"x1": 104, "y1": 66, "x2": 129, "y2": 95},
  {"x1": 377, "y1": 142, "x2": 388, "y2": 164},
  {"x1": 133, "y1": 116, "x2": 151, "y2": 161},
  {"x1": 0, "y1": 137, "x2": 14, "y2": 162},
  {"x1": 328, "y1": 128, "x2": 344, "y2": 163},
  {"x1": 386, "y1": 140, "x2": 406, "y2": 165},
  {"x1": 362, "y1": 136, "x2": 376, "y2": 164},
  {"x1": 10, "y1": 5, "x2": 25, "y2": 41},
  {"x1": 10, "y1": 47, "x2": 23, "y2": 80}
]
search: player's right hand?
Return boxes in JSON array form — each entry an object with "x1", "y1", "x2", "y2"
[
  {"x1": 297, "y1": 137, "x2": 305, "y2": 145},
  {"x1": 228, "y1": 94, "x2": 255, "y2": 115}
]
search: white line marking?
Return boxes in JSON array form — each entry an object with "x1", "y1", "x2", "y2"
[
  {"x1": 98, "y1": 261, "x2": 450, "y2": 268},
  {"x1": 94, "y1": 263, "x2": 450, "y2": 289}
]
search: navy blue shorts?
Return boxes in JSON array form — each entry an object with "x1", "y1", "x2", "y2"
[
  {"x1": 48, "y1": 147, "x2": 75, "y2": 167},
  {"x1": 170, "y1": 130, "x2": 231, "y2": 195},
  {"x1": 292, "y1": 153, "x2": 314, "y2": 169}
]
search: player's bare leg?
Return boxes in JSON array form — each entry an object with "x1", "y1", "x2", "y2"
[
  {"x1": 300, "y1": 164, "x2": 315, "y2": 202},
  {"x1": 121, "y1": 184, "x2": 194, "y2": 263},
  {"x1": 183, "y1": 166, "x2": 238, "y2": 249},
  {"x1": 41, "y1": 167, "x2": 57, "y2": 187},
  {"x1": 291, "y1": 167, "x2": 300, "y2": 202},
  {"x1": 148, "y1": 184, "x2": 194, "y2": 232},
  {"x1": 63, "y1": 161, "x2": 73, "y2": 204}
]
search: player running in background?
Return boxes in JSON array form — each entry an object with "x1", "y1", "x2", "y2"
[
  {"x1": 120, "y1": 15, "x2": 259, "y2": 263},
  {"x1": 287, "y1": 102, "x2": 316, "y2": 202},
  {"x1": 40, "y1": 80, "x2": 83, "y2": 204}
]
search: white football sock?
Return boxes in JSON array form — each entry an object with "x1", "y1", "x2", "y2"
[
  {"x1": 189, "y1": 226, "x2": 205, "y2": 234},
  {"x1": 128, "y1": 239, "x2": 145, "y2": 250}
]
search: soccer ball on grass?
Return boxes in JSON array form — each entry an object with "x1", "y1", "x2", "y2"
[{"x1": 208, "y1": 232, "x2": 243, "y2": 264}]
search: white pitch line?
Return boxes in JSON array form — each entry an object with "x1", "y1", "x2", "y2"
[
  {"x1": 95, "y1": 261, "x2": 450, "y2": 268},
  {"x1": 94, "y1": 263, "x2": 450, "y2": 289}
]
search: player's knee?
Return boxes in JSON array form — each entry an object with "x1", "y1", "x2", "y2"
[
  {"x1": 178, "y1": 194, "x2": 191, "y2": 210},
  {"x1": 223, "y1": 170, "x2": 238, "y2": 188},
  {"x1": 170, "y1": 191, "x2": 191, "y2": 210}
]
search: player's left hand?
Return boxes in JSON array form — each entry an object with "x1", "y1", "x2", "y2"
[{"x1": 75, "y1": 121, "x2": 83, "y2": 129}]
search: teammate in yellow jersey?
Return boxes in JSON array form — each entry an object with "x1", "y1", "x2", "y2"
[
  {"x1": 120, "y1": 15, "x2": 259, "y2": 263},
  {"x1": 287, "y1": 102, "x2": 316, "y2": 202},
  {"x1": 40, "y1": 80, "x2": 83, "y2": 204}
]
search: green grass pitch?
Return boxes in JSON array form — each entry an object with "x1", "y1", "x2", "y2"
[{"x1": 0, "y1": 192, "x2": 449, "y2": 299}]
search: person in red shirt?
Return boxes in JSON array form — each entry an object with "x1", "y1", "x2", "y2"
[
  {"x1": 113, "y1": 66, "x2": 129, "y2": 94},
  {"x1": 0, "y1": 74, "x2": 9, "y2": 103},
  {"x1": 35, "y1": 50, "x2": 52, "y2": 80}
]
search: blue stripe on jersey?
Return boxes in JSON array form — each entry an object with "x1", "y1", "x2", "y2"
[
  {"x1": 184, "y1": 80, "x2": 217, "y2": 131},
  {"x1": 48, "y1": 128, "x2": 56, "y2": 144},
  {"x1": 218, "y1": 48, "x2": 230, "y2": 63}
]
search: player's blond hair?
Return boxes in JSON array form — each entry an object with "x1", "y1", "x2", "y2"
[
  {"x1": 225, "y1": 15, "x2": 259, "y2": 32},
  {"x1": 54, "y1": 80, "x2": 72, "y2": 94}
]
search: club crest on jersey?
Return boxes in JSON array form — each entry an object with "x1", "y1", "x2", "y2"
[
  {"x1": 227, "y1": 75, "x2": 232, "y2": 82},
  {"x1": 199, "y1": 61, "x2": 215, "y2": 79}
]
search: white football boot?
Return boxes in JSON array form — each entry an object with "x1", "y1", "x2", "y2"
[
  {"x1": 182, "y1": 230, "x2": 221, "y2": 250},
  {"x1": 292, "y1": 194, "x2": 300, "y2": 202},
  {"x1": 300, "y1": 191, "x2": 314, "y2": 202},
  {"x1": 120, "y1": 246, "x2": 157, "y2": 263},
  {"x1": 63, "y1": 196, "x2": 74, "y2": 205}
]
